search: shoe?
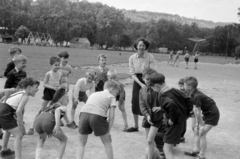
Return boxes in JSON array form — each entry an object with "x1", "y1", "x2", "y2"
[
  {"x1": 0, "y1": 149, "x2": 15, "y2": 157},
  {"x1": 26, "y1": 128, "x2": 35, "y2": 135},
  {"x1": 66, "y1": 122, "x2": 77, "y2": 129},
  {"x1": 125, "y1": 127, "x2": 139, "y2": 132},
  {"x1": 0, "y1": 133, "x2": 3, "y2": 139},
  {"x1": 184, "y1": 150, "x2": 200, "y2": 157},
  {"x1": 180, "y1": 137, "x2": 185, "y2": 143}
]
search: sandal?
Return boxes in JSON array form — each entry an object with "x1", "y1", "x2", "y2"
[
  {"x1": 125, "y1": 127, "x2": 139, "y2": 132},
  {"x1": 184, "y1": 150, "x2": 200, "y2": 157}
]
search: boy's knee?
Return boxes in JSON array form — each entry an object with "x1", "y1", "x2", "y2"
[{"x1": 147, "y1": 139, "x2": 154, "y2": 145}]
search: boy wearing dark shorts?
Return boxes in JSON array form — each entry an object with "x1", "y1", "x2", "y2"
[
  {"x1": 77, "y1": 81, "x2": 120, "y2": 159},
  {"x1": 184, "y1": 51, "x2": 190, "y2": 69},
  {"x1": 184, "y1": 76, "x2": 220, "y2": 159},
  {"x1": 149, "y1": 73, "x2": 193, "y2": 159}
]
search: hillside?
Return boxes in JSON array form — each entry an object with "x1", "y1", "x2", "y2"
[{"x1": 122, "y1": 9, "x2": 229, "y2": 28}]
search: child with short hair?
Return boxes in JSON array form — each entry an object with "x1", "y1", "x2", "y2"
[
  {"x1": 4, "y1": 54, "x2": 27, "y2": 89},
  {"x1": 94, "y1": 54, "x2": 109, "y2": 92},
  {"x1": 184, "y1": 51, "x2": 190, "y2": 69},
  {"x1": 34, "y1": 93, "x2": 69, "y2": 159},
  {"x1": 0, "y1": 77, "x2": 39, "y2": 158},
  {"x1": 4, "y1": 47, "x2": 22, "y2": 77},
  {"x1": 149, "y1": 73, "x2": 193, "y2": 159},
  {"x1": 194, "y1": 52, "x2": 200, "y2": 69},
  {"x1": 76, "y1": 80, "x2": 120, "y2": 159},
  {"x1": 172, "y1": 51, "x2": 180, "y2": 67},
  {"x1": 107, "y1": 69, "x2": 129, "y2": 131},
  {"x1": 70, "y1": 71, "x2": 95, "y2": 128},
  {"x1": 167, "y1": 51, "x2": 174, "y2": 66},
  {"x1": 184, "y1": 76, "x2": 220, "y2": 159}
]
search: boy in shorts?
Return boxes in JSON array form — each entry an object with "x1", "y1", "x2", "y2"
[
  {"x1": 107, "y1": 69, "x2": 129, "y2": 131},
  {"x1": 184, "y1": 76, "x2": 220, "y2": 159},
  {"x1": 94, "y1": 54, "x2": 109, "y2": 92},
  {"x1": 194, "y1": 52, "x2": 199, "y2": 69},
  {"x1": 77, "y1": 81, "x2": 120, "y2": 159},
  {"x1": 149, "y1": 73, "x2": 193, "y2": 159},
  {"x1": 70, "y1": 71, "x2": 95, "y2": 128},
  {"x1": 184, "y1": 51, "x2": 190, "y2": 69}
]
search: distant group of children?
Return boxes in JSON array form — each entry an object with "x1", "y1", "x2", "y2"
[
  {"x1": 0, "y1": 46, "x2": 220, "y2": 159},
  {"x1": 168, "y1": 50, "x2": 200, "y2": 69}
]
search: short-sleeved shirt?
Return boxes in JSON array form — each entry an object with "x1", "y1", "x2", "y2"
[
  {"x1": 4, "y1": 68, "x2": 27, "y2": 89},
  {"x1": 73, "y1": 78, "x2": 95, "y2": 100},
  {"x1": 80, "y1": 90, "x2": 117, "y2": 117},
  {"x1": 129, "y1": 53, "x2": 156, "y2": 75},
  {"x1": 5, "y1": 91, "x2": 26, "y2": 110},
  {"x1": 191, "y1": 89, "x2": 218, "y2": 116}
]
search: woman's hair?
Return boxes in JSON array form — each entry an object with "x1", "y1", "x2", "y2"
[
  {"x1": 149, "y1": 73, "x2": 165, "y2": 86},
  {"x1": 142, "y1": 68, "x2": 157, "y2": 77},
  {"x1": 184, "y1": 76, "x2": 198, "y2": 88},
  {"x1": 104, "y1": 80, "x2": 120, "y2": 92},
  {"x1": 13, "y1": 54, "x2": 27, "y2": 64},
  {"x1": 58, "y1": 50, "x2": 69, "y2": 58},
  {"x1": 20, "y1": 77, "x2": 40, "y2": 89},
  {"x1": 49, "y1": 56, "x2": 60, "y2": 65},
  {"x1": 133, "y1": 38, "x2": 150, "y2": 50},
  {"x1": 97, "y1": 54, "x2": 107, "y2": 61}
]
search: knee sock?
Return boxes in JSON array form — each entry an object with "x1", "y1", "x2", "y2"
[{"x1": 35, "y1": 148, "x2": 42, "y2": 159}]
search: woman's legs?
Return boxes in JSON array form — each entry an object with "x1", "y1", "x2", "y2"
[
  {"x1": 76, "y1": 134, "x2": 88, "y2": 159},
  {"x1": 52, "y1": 129, "x2": 68, "y2": 159},
  {"x1": 100, "y1": 132, "x2": 113, "y2": 159},
  {"x1": 146, "y1": 126, "x2": 158, "y2": 159},
  {"x1": 133, "y1": 114, "x2": 139, "y2": 128}
]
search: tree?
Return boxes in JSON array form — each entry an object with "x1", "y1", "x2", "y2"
[{"x1": 14, "y1": 25, "x2": 30, "y2": 43}]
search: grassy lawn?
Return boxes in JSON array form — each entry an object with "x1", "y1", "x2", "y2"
[{"x1": 0, "y1": 43, "x2": 238, "y2": 83}]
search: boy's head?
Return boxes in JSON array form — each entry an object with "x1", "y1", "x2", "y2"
[
  {"x1": 107, "y1": 69, "x2": 118, "y2": 81},
  {"x1": 20, "y1": 77, "x2": 40, "y2": 97},
  {"x1": 13, "y1": 54, "x2": 27, "y2": 71},
  {"x1": 104, "y1": 80, "x2": 120, "y2": 97},
  {"x1": 148, "y1": 73, "x2": 166, "y2": 92},
  {"x1": 49, "y1": 56, "x2": 60, "y2": 72},
  {"x1": 142, "y1": 68, "x2": 157, "y2": 86},
  {"x1": 85, "y1": 71, "x2": 95, "y2": 83},
  {"x1": 59, "y1": 93, "x2": 69, "y2": 106},
  {"x1": 58, "y1": 50, "x2": 69, "y2": 65},
  {"x1": 184, "y1": 76, "x2": 198, "y2": 92},
  {"x1": 178, "y1": 78, "x2": 185, "y2": 92},
  {"x1": 9, "y1": 47, "x2": 22, "y2": 58},
  {"x1": 97, "y1": 54, "x2": 107, "y2": 67}
]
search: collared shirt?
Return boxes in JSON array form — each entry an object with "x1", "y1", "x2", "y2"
[
  {"x1": 73, "y1": 78, "x2": 95, "y2": 100},
  {"x1": 80, "y1": 90, "x2": 116, "y2": 117},
  {"x1": 129, "y1": 52, "x2": 157, "y2": 75}
]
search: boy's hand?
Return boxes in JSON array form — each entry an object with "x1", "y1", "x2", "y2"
[
  {"x1": 20, "y1": 125, "x2": 26, "y2": 135},
  {"x1": 53, "y1": 125, "x2": 60, "y2": 135},
  {"x1": 152, "y1": 107, "x2": 161, "y2": 112},
  {"x1": 147, "y1": 115, "x2": 153, "y2": 125},
  {"x1": 168, "y1": 119, "x2": 173, "y2": 126}
]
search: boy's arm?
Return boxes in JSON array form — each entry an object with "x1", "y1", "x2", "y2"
[
  {"x1": 73, "y1": 79, "x2": 81, "y2": 101},
  {"x1": 163, "y1": 98, "x2": 179, "y2": 123},
  {"x1": 16, "y1": 94, "x2": 29, "y2": 134},
  {"x1": 139, "y1": 89, "x2": 150, "y2": 118},
  {"x1": 52, "y1": 107, "x2": 66, "y2": 135},
  {"x1": 4, "y1": 62, "x2": 14, "y2": 77},
  {"x1": 195, "y1": 106, "x2": 203, "y2": 126},
  {"x1": 108, "y1": 106, "x2": 116, "y2": 131}
]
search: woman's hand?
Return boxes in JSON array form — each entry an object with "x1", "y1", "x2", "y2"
[{"x1": 152, "y1": 107, "x2": 161, "y2": 112}]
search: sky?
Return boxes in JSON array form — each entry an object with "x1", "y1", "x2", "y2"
[{"x1": 87, "y1": 0, "x2": 240, "y2": 23}]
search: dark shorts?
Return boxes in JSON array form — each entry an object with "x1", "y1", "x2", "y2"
[
  {"x1": 0, "y1": 103, "x2": 18, "y2": 130},
  {"x1": 51, "y1": 88, "x2": 66, "y2": 103},
  {"x1": 185, "y1": 58, "x2": 189, "y2": 62},
  {"x1": 142, "y1": 117, "x2": 162, "y2": 128},
  {"x1": 164, "y1": 121, "x2": 184, "y2": 144},
  {"x1": 78, "y1": 112, "x2": 108, "y2": 136},
  {"x1": 203, "y1": 108, "x2": 220, "y2": 126},
  {"x1": 131, "y1": 74, "x2": 144, "y2": 115},
  {"x1": 42, "y1": 87, "x2": 56, "y2": 101},
  {"x1": 34, "y1": 112, "x2": 55, "y2": 135},
  {"x1": 95, "y1": 81, "x2": 105, "y2": 92},
  {"x1": 73, "y1": 92, "x2": 88, "y2": 103},
  {"x1": 194, "y1": 59, "x2": 198, "y2": 63}
]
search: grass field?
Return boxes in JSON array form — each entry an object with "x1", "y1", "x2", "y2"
[{"x1": 0, "y1": 43, "x2": 238, "y2": 83}]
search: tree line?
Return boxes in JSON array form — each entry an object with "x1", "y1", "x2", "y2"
[{"x1": 0, "y1": 0, "x2": 240, "y2": 56}]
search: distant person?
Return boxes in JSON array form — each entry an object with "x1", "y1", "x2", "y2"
[
  {"x1": 4, "y1": 47, "x2": 22, "y2": 77},
  {"x1": 76, "y1": 81, "x2": 120, "y2": 159},
  {"x1": 70, "y1": 71, "x2": 95, "y2": 128},
  {"x1": 127, "y1": 38, "x2": 157, "y2": 132},
  {"x1": 194, "y1": 52, "x2": 200, "y2": 69},
  {"x1": 172, "y1": 51, "x2": 181, "y2": 67},
  {"x1": 107, "y1": 69, "x2": 129, "y2": 131},
  {"x1": 4, "y1": 54, "x2": 27, "y2": 89},
  {"x1": 184, "y1": 76, "x2": 220, "y2": 159},
  {"x1": 184, "y1": 51, "x2": 190, "y2": 69},
  {"x1": 167, "y1": 51, "x2": 174, "y2": 66},
  {"x1": 93, "y1": 54, "x2": 109, "y2": 92}
]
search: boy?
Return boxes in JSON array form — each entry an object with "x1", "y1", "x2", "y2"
[
  {"x1": 4, "y1": 54, "x2": 27, "y2": 89},
  {"x1": 34, "y1": 94, "x2": 69, "y2": 159},
  {"x1": 194, "y1": 52, "x2": 199, "y2": 69},
  {"x1": 94, "y1": 54, "x2": 109, "y2": 92},
  {"x1": 70, "y1": 71, "x2": 95, "y2": 128},
  {"x1": 184, "y1": 51, "x2": 190, "y2": 69},
  {"x1": 167, "y1": 51, "x2": 174, "y2": 66},
  {"x1": 107, "y1": 69, "x2": 128, "y2": 131},
  {"x1": 76, "y1": 81, "x2": 120, "y2": 159},
  {"x1": 184, "y1": 76, "x2": 220, "y2": 159},
  {"x1": 149, "y1": 73, "x2": 193, "y2": 159},
  {"x1": 0, "y1": 77, "x2": 39, "y2": 158},
  {"x1": 172, "y1": 51, "x2": 180, "y2": 67},
  {"x1": 4, "y1": 47, "x2": 22, "y2": 77}
]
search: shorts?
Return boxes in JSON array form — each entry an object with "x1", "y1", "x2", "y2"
[
  {"x1": 203, "y1": 108, "x2": 220, "y2": 126},
  {"x1": 194, "y1": 59, "x2": 198, "y2": 63},
  {"x1": 78, "y1": 112, "x2": 108, "y2": 136},
  {"x1": 164, "y1": 120, "x2": 184, "y2": 144},
  {"x1": 185, "y1": 58, "x2": 189, "y2": 62},
  {"x1": 34, "y1": 112, "x2": 55, "y2": 135},
  {"x1": 142, "y1": 117, "x2": 162, "y2": 128},
  {"x1": 95, "y1": 81, "x2": 105, "y2": 92},
  {"x1": 72, "y1": 91, "x2": 88, "y2": 103},
  {"x1": 0, "y1": 103, "x2": 18, "y2": 130},
  {"x1": 42, "y1": 87, "x2": 56, "y2": 101}
]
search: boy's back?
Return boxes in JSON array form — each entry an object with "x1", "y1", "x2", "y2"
[
  {"x1": 4, "y1": 61, "x2": 15, "y2": 77},
  {"x1": 4, "y1": 68, "x2": 27, "y2": 89}
]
